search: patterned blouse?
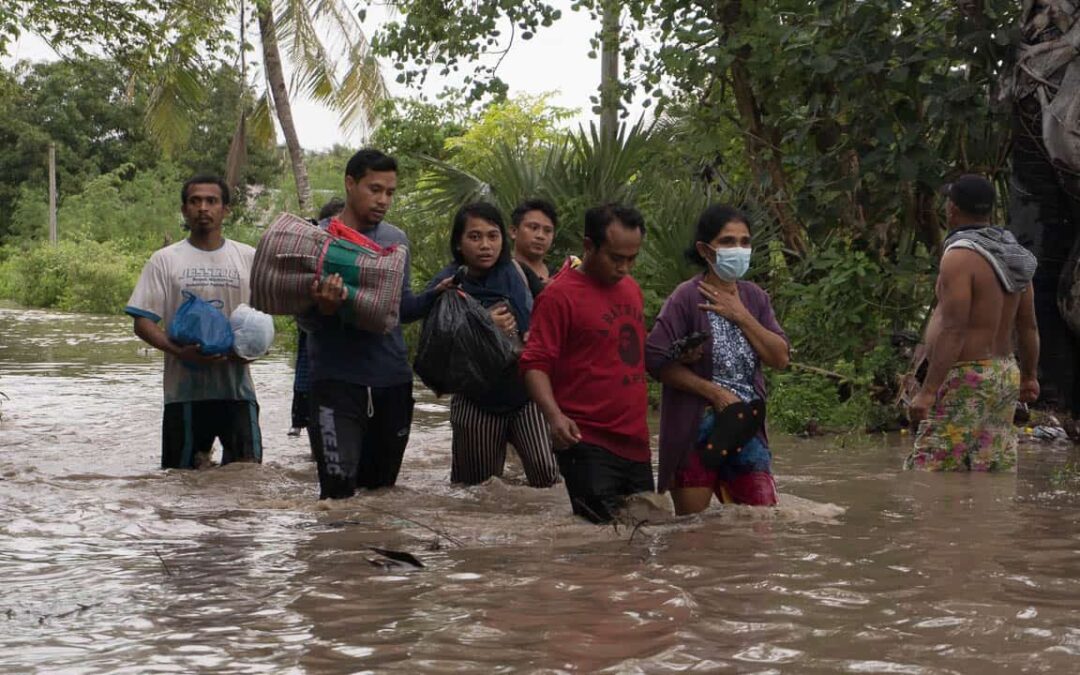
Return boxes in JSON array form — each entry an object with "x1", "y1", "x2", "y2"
[{"x1": 709, "y1": 312, "x2": 759, "y2": 403}]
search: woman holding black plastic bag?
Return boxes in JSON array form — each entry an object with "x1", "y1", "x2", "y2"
[{"x1": 422, "y1": 203, "x2": 558, "y2": 487}]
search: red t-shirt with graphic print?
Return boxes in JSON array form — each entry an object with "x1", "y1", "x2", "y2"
[{"x1": 519, "y1": 268, "x2": 650, "y2": 463}]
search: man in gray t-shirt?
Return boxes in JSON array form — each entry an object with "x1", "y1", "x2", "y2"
[{"x1": 125, "y1": 175, "x2": 262, "y2": 469}]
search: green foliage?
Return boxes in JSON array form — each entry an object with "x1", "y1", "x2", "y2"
[
  {"x1": 767, "y1": 365, "x2": 872, "y2": 435},
  {"x1": 767, "y1": 236, "x2": 934, "y2": 366},
  {"x1": 443, "y1": 94, "x2": 575, "y2": 171},
  {"x1": 0, "y1": 58, "x2": 283, "y2": 242},
  {"x1": 371, "y1": 97, "x2": 469, "y2": 189},
  {"x1": 0, "y1": 238, "x2": 140, "y2": 314},
  {"x1": 0, "y1": 0, "x2": 182, "y2": 61},
  {"x1": 625, "y1": 0, "x2": 1020, "y2": 251},
  {"x1": 369, "y1": 1, "x2": 564, "y2": 101}
]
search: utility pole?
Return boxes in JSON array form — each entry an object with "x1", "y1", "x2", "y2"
[
  {"x1": 599, "y1": 0, "x2": 621, "y2": 142},
  {"x1": 48, "y1": 143, "x2": 57, "y2": 245}
]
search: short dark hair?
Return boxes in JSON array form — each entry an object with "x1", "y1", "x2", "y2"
[
  {"x1": 345, "y1": 148, "x2": 397, "y2": 180},
  {"x1": 584, "y1": 203, "x2": 645, "y2": 247},
  {"x1": 685, "y1": 204, "x2": 750, "y2": 267},
  {"x1": 181, "y1": 175, "x2": 231, "y2": 206},
  {"x1": 451, "y1": 202, "x2": 510, "y2": 265},
  {"x1": 318, "y1": 197, "x2": 346, "y2": 221},
  {"x1": 942, "y1": 174, "x2": 994, "y2": 217},
  {"x1": 511, "y1": 198, "x2": 559, "y2": 230}
]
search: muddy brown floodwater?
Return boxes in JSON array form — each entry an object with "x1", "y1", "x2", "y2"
[{"x1": 3, "y1": 306, "x2": 1080, "y2": 673}]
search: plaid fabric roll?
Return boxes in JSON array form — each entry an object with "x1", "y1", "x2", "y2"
[{"x1": 250, "y1": 212, "x2": 406, "y2": 334}]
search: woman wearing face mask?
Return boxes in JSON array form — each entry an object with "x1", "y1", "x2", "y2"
[
  {"x1": 424, "y1": 202, "x2": 559, "y2": 488},
  {"x1": 645, "y1": 205, "x2": 790, "y2": 513}
]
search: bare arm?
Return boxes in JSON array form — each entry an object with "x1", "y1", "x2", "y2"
[
  {"x1": 1016, "y1": 282, "x2": 1040, "y2": 402},
  {"x1": 909, "y1": 253, "x2": 972, "y2": 423},
  {"x1": 524, "y1": 369, "x2": 581, "y2": 449}
]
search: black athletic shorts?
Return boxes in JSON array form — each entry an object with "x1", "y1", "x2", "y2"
[
  {"x1": 161, "y1": 400, "x2": 262, "y2": 469},
  {"x1": 556, "y1": 442, "x2": 655, "y2": 524},
  {"x1": 307, "y1": 380, "x2": 414, "y2": 499}
]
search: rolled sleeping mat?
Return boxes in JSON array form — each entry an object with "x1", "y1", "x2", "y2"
[{"x1": 250, "y1": 212, "x2": 407, "y2": 334}]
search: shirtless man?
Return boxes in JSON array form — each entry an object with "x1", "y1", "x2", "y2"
[{"x1": 907, "y1": 174, "x2": 1040, "y2": 471}]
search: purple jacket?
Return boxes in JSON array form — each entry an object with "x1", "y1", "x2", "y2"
[{"x1": 644, "y1": 274, "x2": 788, "y2": 493}]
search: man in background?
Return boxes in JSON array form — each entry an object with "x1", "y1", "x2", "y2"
[
  {"x1": 510, "y1": 198, "x2": 558, "y2": 297},
  {"x1": 907, "y1": 174, "x2": 1040, "y2": 471}
]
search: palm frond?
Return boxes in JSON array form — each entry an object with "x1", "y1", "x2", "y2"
[
  {"x1": 412, "y1": 154, "x2": 491, "y2": 216},
  {"x1": 274, "y1": 0, "x2": 386, "y2": 133},
  {"x1": 144, "y1": 48, "x2": 207, "y2": 155},
  {"x1": 249, "y1": 90, "x2": 278, "y2": 147}
]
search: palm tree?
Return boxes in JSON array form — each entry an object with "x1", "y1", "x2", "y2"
[{"x1": 146, "y1": 0, "x2": 386, "y2": 214}]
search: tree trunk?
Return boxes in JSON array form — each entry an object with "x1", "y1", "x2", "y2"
[
  {"x1": 714, "y1": 0, "x2": 805, "y2": 255},
  {"x1": 599, "y1": 0, "x2": 620, "y2": 142},
  {"x1": 728, "y1": 52, "x2": 806, "y2": 255},
  {"x1": 257, "y1": 4, "x2": 312, "y2": 214}
]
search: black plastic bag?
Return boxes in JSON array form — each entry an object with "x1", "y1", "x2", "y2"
[{"x1": 414, "y1": 289, "x2": 518, "y2": 397}]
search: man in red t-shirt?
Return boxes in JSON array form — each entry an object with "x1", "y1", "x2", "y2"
[{"x1": 521, "y1": 203, "x2": 652, "y2": 523}]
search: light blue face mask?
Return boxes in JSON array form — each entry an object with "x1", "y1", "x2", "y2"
[{"x1": 710, "y1": 246, "x2": 752, "y2": 281}]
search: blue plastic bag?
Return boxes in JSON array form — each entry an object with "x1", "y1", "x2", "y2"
[{"x1": 168, "y1": 290, "x2": 235, "y2": 356}]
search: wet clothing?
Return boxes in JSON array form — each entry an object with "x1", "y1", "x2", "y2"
[
  {"x1": 555, "y1": 442, "x2": 656, "y2": 524},
  {"x1": 307, "y1": 380, "x2": 415, "y2": 499},
  {"x1": 291, "y1": 330, "x2": 311, "y2": 429},
  {"x1": 299, "y1": 220, "x2": 432, "y2": 497},
  {"x1": 677, "y1": 411, "x2": 778, "y2": 506},
  {"x1": 906, "y1": 358, "x2": 1021, "y2": 472},
  {"x1": 449, "y1": 396, "x2": 558, "y2": 487},
  {"x1": 520, "y1": 269, "x2": 650, "y2": 463},
  {"x1": 645, "y1": 276, "x2": 787, "y2": 493},
  {"x1": 161, "y1": 400, "x2": 262, "y2": 469},
  {"x1": 422, "y1": 261, "x2": 556, "y2": 485},
  {"x1": 125, "y1": 238, "x2": 257, "y2": 404},
  {"x1": 674, "y1": 437, "x2": 778, "y2": 505},
  {"x1": 680, "y1": 310, "x2": 778, "y2": 505}
]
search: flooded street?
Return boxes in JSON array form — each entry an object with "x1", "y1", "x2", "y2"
[{"x1": 3, "y1": 306, "x2": 1080, "y2": 673}]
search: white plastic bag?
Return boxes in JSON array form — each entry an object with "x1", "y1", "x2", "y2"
[{"x1": 229, "y1": 304, "x2": 275, "y2": 360}]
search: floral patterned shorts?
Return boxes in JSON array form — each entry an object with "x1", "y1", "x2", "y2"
[{"x1": 905, "y1": 358, "x2": 1020, "y2": 472}]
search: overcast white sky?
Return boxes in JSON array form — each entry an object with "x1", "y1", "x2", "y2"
[{"x1": 1, "y1": 1, "x2": 648, "y2": 150}]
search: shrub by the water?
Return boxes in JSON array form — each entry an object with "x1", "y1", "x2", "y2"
[{"x1": 0, "y1": 239, "x2": 140, "y2": 314}]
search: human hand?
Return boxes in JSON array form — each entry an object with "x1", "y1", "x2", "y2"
[
  {"x1": 175, "y1": 344, "x2": 227, "y2": 366},
  {"x1": 1019, "y1": 377, "x2": 1040, "y2": 403},
  {"x1": 548, "y1": 411, "x2": 582, "y2": 450},
  {"x1": 678, "y1": 343, "x2": 705, "y2": 365},
  {"x1": 228, "y1": 350, "x2": 257, "y2": 365},
  {"x1": 908, "y1": 390, "x2": 936, "y2": 425},
  {"x1": 490, "y1": 305, "x2": 518, "y2": 338},
  {"x1": 708, "y1": 385, "x2": 741, "y2": 412},
  {"x1": 433, "y1": 276, "x2": 456, "y2": 294},
  {"x1": 311, "y1": 274, "x2": 347, "y2": 315},
  {"x1": 698, "y1": 282, "x2": 749, "y2": 323}
]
